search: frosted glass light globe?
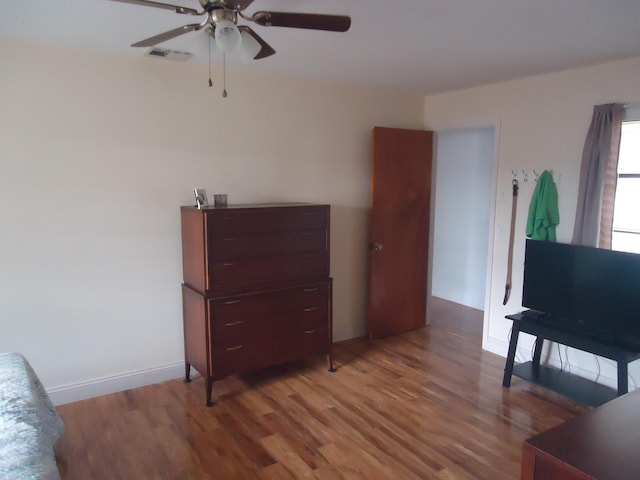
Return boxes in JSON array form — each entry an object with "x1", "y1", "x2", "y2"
[{"x1": 215, "y1": 20, "x2": 241, "y2": 52}]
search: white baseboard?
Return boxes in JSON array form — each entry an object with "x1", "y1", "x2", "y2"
[
  {"x1": 47, "y1": 362, "x2": 186, "y2": 406},
  {"x1": 482, "y1": 335, "x2": 508, "y2": 358}
]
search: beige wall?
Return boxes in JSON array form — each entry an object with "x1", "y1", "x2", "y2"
[
  {"x1": 0, "y1": 38, "x2": 425, "y2": 401},
  {"x1": 5, "y1": 35, "x2": 638, "y2": 401},
  {"x1": 425, "y1": 56, "x2": 640, "y2": 387}
]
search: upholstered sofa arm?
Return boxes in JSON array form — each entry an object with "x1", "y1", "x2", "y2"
[{"x1": 0, "y1": 352, "x2": 65, "y2": 480}]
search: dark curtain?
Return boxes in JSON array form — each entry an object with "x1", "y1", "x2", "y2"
[{"x1": 571, "y1": 104, "x2": 624, "y2": 248}]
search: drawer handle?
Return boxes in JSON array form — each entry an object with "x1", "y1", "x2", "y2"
[
  {"x1": 303, "y1": 288, "x2": 318, "y2": 292},
  {"x1": 224, "y1": 321, "x2": 243, "y2": 327},
  {"x1": 304, "y1": 330, "x2": 317, "y2": 334},
  {"x1": 223, "y1": 262, "x2": 240, "y2": 267},
  {"x1": 304, "y1": 307, "x2": 318, "y2": 312},
  {"x1": 224, "y1": 299, "x2": 242, "y2": 305},
  {"x1": 222, "y1": 216, "x2": 238, "y2": 220},
  {"x1": 223, "y1": 238, "x2": 236, "y2": 242},
  {"x1": 226, "y1": 345, "x2": 243, "y2": 351}
]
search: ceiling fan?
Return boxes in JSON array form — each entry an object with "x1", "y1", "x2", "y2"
[{"x1": 109, "y1": 0, "x2": 351, "y2": 60}]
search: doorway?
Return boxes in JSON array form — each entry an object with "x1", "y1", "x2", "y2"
[{"x1": 431, "y1": 126, "x2": 496, "y2": 316}]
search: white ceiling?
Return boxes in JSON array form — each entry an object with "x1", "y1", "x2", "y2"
[{"x1": 2, "y1": 0, "x2": 640, "y2": 94}]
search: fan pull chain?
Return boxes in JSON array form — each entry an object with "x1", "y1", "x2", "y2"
[
  {"x1": 222, "y1": 51, "x2": 228, "y2": 98},
  {"x1": 207, "y1": 34, "x2": 213, "y2": 87}
]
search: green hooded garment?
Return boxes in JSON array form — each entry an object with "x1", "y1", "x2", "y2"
[{"x1": 526, "y1": 170, "x2": 559, "y2": 241}]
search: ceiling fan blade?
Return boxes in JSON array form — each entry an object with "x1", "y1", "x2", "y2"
[
  {"x1": 238, "y1": 26, "x2": 275, "y2": 59},
  {"x1": 251, "y1": 12, "x2": 351, "y2": 32},
  {"x1": 131, "y1": 23, "x2": 202, "y2": 47},
  {"x1": 108, "y1": 0, "x2": 201, "y2": 15},
  {"x1": 221, "y1": 0, "x2": 255, "y2": 11}
]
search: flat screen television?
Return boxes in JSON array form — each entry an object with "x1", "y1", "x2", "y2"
[{"x1": 522, "y1": 239, "x2": 640, "y2": 351}]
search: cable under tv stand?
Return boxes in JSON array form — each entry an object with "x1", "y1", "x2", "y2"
[{"x1": 502, "y1": 313, "x2": 640, "y2": 407}]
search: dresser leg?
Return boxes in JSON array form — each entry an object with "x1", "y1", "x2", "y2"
[
  {"x1": 184, "y1": 362, "x2": 192, "y2": 383},
  {"x1": 205, "y1": 378, "x2": 215, "y2": 407},
  {"x1": 327, "y1": 353, "x2": 337, "y2": 373}
]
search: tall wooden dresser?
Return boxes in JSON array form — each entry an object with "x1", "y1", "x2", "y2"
[{"x1": 180, "y1": 203, "x2": 334, "y2": 406}]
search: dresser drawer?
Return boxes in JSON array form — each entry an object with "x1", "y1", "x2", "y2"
[
  {"x1": 210, "y1": 283, "x2": 328, "y2": 318},
  {"x1": 212, "y1": 325, "x2": 329, "y2": 376},
  {"x1": 210, "y1": 284, "x2": 328, "y2": 345},
  {"x1": 206, "y1": 207, "x2": 328, "y2": 237},
  {"x1": 210, "y1": 252, "x2": 328, "y2": 286},
  {"x1": 209, "y1": 230, "x2": 327, "y2": 260},
  {"x1": 211, "y1": 305, "x2": 328, "y2": 346}
]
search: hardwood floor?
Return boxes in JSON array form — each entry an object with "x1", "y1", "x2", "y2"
[{"x1": 55, "y1": 298, "x2": 587, "y2": 479}]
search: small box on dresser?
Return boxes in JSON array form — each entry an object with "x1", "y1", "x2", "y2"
[{"x1": 180, "y1": 203, "x2": 334, "y2": 406}]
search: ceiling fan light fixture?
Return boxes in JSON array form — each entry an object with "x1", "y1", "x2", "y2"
[
  {"x1": 238, "y1": 30, "x2": 261, "y2": 61},
  {"x1": 112, "y1": 0, "x2": 351, "y2": 64},
  {"x1": 215, "y1": 19, "x2": 241, "y2": 52}
]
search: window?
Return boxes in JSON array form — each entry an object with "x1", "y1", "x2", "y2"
[{"x1": 612, "y1": 120, "x2": 640, "y2": 253}]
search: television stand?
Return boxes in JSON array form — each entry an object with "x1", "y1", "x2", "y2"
[{"x1": 503, "y1": 313, "x2": 640, "y2": 407}]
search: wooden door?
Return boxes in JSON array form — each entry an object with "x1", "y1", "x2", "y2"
[{"x1": 367, "y1": 127, "x2": 433, "y2": 339}]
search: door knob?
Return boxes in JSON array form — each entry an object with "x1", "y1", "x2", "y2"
[{"x1": 370, "y1": 242, "x2": 384, "y2": 251}]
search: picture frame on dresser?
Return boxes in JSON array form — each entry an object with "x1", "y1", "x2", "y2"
[
  {"x1": 180, "y1": 203, "x2": 335, "y2": 406},
  {"x1": 193, "y1": 188, "x2": 208, "y2": 209},
  {"x1": 213, "y1": 194, "x2": 228, "y2": 208}
]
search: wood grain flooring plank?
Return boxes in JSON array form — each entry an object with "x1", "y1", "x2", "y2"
[{"x1": 55, "y1": 297, "x2": 587, "y2": 480}]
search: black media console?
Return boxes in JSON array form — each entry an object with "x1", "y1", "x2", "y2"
[{"x1": 503, "y1": 312, "x2": 640, "y2": 407}]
